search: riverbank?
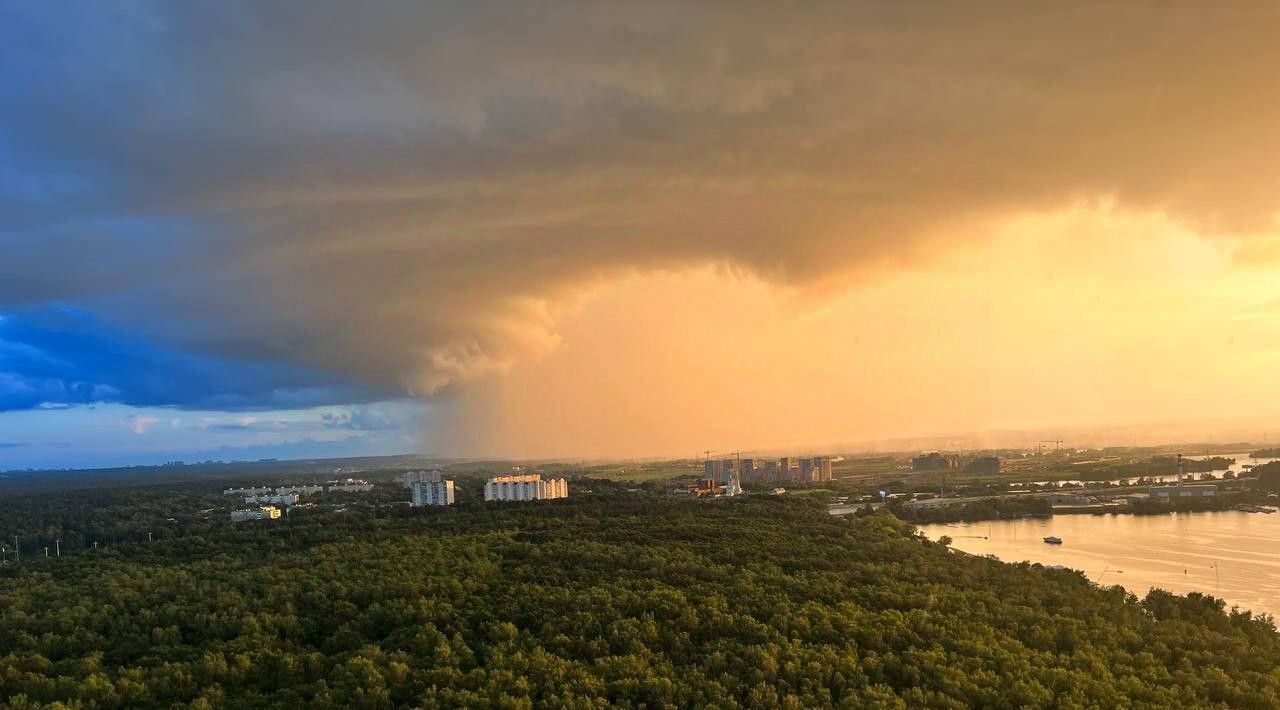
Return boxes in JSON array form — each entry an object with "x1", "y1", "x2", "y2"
[
  {"x1": 893, "y1": 485, "x2": 1279, "y2": 524},
  {"x1": 919, "y1": 508, "x2": 1280, "y2": 618}
]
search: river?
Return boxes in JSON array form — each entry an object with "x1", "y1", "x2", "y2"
[{"x1": 919, "y1": 509, "x2": 1280, "y2": 618}]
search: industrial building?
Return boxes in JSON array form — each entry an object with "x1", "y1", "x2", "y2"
[
  {"x1": 230, "y1": 506, "x2": 282, "y2": 522},
  {"x1": 1149, "y1": 455, "x2": 1218, "y2": 497},
  {"x1": 484, "y1": 473, "x2": 568, "y2": 502},
  {"x1": 1150, "y1": 484, "x2": 1217, "y2": 498},
  {"x1": 408, "y1": 470, "x2": 455, "y2": 507}
]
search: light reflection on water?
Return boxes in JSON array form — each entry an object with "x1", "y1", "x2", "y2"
[{"x1": 919, "y1": 509, "x2": 1280, "y2": 618}]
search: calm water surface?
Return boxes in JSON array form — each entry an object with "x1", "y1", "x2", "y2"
[{"x1": 919, "y1": 510, "x2": 1280, "y2": 617}]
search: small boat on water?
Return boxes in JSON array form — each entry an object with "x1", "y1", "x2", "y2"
[
  {"x1": 1236, "y1": 504, "x2": 1278, "y2": 514},
  {"x1": 1043, "y1": 536, "x2": 1063, "y2": 545}
]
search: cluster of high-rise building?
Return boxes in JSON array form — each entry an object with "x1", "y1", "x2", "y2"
[
  {"x1": 403, "y1": 469, "x2": 573, "y2": 506},
  {"x1": 404, "y1": 470, "x2": 455, "y2": 507},
  {"x1": 704, "y1": 456, "x2": 834, "y2": 484},
  {"x1": 484, "y1": 473, "x2": 569, "y2": 502},
  {"x1": 911, "y1": 452, "x2": 966, "y2": 472},
  {"x1": 911, "y1": 453, "x2": 1001, "y2": 475}
]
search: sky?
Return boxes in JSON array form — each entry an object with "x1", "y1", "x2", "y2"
[{"x1": 3, "y1": 3, "x2": 1280, "y2": 468}]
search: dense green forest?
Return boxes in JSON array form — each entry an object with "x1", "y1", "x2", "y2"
[
  {"x1": 1256, "y1": 461, "x2": 1280, "y2": 493},
  {"x1": 895, "y1": 495, "x2": 1053, "y2": 524},
  {"x1": 3, "y1": 483, "x2": 1280, "y2": 708}
]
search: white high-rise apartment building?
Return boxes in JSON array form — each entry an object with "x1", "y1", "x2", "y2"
[
  {"x1": 406, "y1": 470, "x2": 456, "y2": 506},
  {"x1": 484, "y1": 474, "x2": 569, "y2": 502},
  {"x1": 411, "y1": 479, "x2": 455, "y2": 506}
]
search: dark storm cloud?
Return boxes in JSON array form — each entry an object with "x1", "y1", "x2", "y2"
[
  {"x1": 2, "y1": 1, "x2": 1279, "y2": 403},
  {"x1": 0, "y1": 310, "x2": 381, "y2": 411}
]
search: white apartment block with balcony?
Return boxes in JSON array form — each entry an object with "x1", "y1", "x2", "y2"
[
  {"x1": 276, "y1": 484, "x2": 324, "y2": 497},
  {"x1": 224, "y1": 486, "x2": 272, "y2": 497},
  {"x1": 244, "y1": 493, "x2": 298, "y2": 506},
  {"x1": 411, "y1": 479, "x2": 456, "y2": 506},
  {"x1": 328, "y1": 479, "x2": 374, "y2": 493},
  {"x1": 484, "y1": 474, "x2": 568, "y2": 502}
]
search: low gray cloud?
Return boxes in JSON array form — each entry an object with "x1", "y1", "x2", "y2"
[
  {"x1": 322, "y1": 407, "x2": 399, "y2": 431},
  {"x1": 3, "y1": 2, "x2": 1279, "y2": 401}
]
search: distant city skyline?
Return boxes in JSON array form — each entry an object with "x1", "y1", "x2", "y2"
[{"x1": 6, "y1": 409, "x2": 1277, "y2": 473}]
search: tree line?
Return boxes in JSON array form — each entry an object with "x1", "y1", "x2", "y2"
[{"x1": 1, "y1": 482, "x2": 1279, "y2": 707}]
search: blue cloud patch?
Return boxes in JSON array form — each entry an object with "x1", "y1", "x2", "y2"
[{"x1": 0, "y1": 309, "x2": 385, "y2": 412}]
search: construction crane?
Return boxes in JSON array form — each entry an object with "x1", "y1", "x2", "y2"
[
  {"x1": 1038, "y1": 439, "x2": 1064, "y2": 456},
  {"x1": 697, "y1": 449, "x2": 744, "y2": 495}
]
